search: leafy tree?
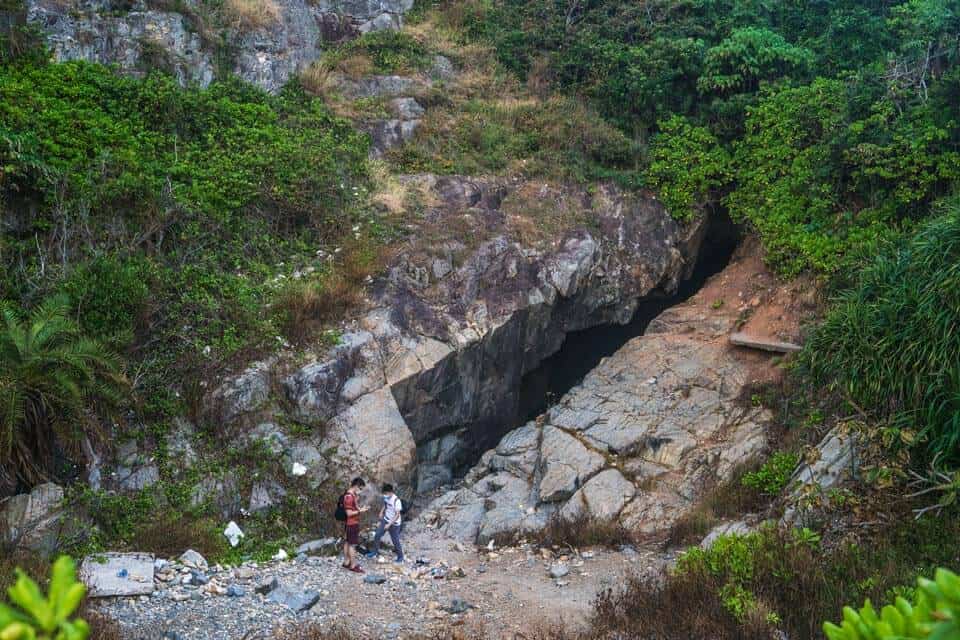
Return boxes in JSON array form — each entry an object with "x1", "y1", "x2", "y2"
[
  {"x1": 725, "y1": 77, "x2": 852, "y2": 274},
  {"x1": 697, "y1": 27, "x2": 814, "y2": 95},
  {"x1": 0, "y1": 295, "x2": 126, "y2": 489},
  {"x1": 886, "y1": 0, "x2": 960, "y2": 103},
  {"x1": 585, "y1": 37, "x2": 706, "y2": 136}
]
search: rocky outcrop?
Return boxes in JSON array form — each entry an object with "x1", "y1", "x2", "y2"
[
  {"x1": 418, "y1": 251, "x2": 773, "y2": 543},
  {"x1": 782, "y1": 424, "x2": 860, "y2": 524},
  {"x1": 26, "y1": 0, "x2": 412, "y2": 92},
  {"x1": 205, "y1": 178, "x2": 707, "y2": 500},
  {"x1": 0, "y1": 483, "x2": 69, "y2": 553}
]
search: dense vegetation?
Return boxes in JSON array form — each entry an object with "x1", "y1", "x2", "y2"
[
  {"x1": 0, "y1": 44, "x2": 376, "y2": 491},
  {"x1": 432, "y1": 0, "x2": 960, "y2": 273},
  {"x1": 581, "y1": 511, "x2": 960, "y2": 640},
  {"x1": 0, "y1": 296, "x2": 125, "y2": 488},
  {"x1": 2, "y1": 1, "x2": 960, "y2": 638},
  {"x1": 803, "y1": 202, "x2": 960, "y2": 464}
]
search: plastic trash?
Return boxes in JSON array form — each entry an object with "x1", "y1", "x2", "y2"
[{"x1": 223, "y1": 521, "x2": 245, "y2": 547}]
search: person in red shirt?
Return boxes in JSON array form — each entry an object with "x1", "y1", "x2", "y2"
[{"x1": 342, "y1": 477, "x2": 369, "y2": 573}]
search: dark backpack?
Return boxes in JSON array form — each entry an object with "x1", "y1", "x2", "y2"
[
  {"x1": 334, "y1": 492, "x2": 348, "y2": 522},
  {"x1": 398, "y1": 495, "x2": 411, "y2": 516}
]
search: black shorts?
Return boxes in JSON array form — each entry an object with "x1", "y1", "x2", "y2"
[{"x1": 345, "y1": 524, "x2": 360, "y2": 545}]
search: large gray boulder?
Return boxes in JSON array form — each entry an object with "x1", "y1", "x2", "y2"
[
  {"x1": 782, "y1": 425, "x2": 859, "y2": 524},
  {"x1": 0, "y1": 483, "x2": 66, "y2": 554},
  {"x1": 559, "y1": 469, "x2": 636, "y2": 521},
  {"x1": 193, "y1": 179, "x2": 709, "y2": 508},
  {"x1": 538, "y1": 426, "x2": 604, "y2": 502},
  {"x1": 321, "y1": 386, "x2": 417, "y2": 486}
]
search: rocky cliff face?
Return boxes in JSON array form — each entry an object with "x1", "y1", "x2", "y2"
[
  {"x1": 25, "y1": 0, "x2": 411, "y2": 92},
  {"x1": 418, "y1": 246, "x2": 776, "y2": 543},
  {"x1": 196, "y1": 177, "x2": 707, "y2": 506},
  {"x1": 0, "y1": 175, "x2": 711, "y2": 545}
]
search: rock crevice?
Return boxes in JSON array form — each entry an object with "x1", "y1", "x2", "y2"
[{"x1": 214, "y1": 179, "x2": 708, "y2": 500}]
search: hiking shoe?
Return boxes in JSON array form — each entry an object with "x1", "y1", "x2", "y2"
[
  {"x1": 394, "y1": 558, "x2": 404, "y2": 564},
  {"x1": 350, "y1": 566, "x2": 364, "y2": 574},
  {"x1": 364, "y1": 551, "x2": 378, "y2": 559}
]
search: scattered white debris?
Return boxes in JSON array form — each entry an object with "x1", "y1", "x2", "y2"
[
  {"x1": 291, "y1": 462, "x2": 307, "y2": 476},
  {"x1": 224, "y1": 521, "x2": 245, "y2": 547},
  {"x1": 272, "y1": 549, "x2": 289, "y2": 561}
]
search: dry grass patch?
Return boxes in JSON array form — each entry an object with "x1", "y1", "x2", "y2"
[
  {"x1": 368, "y1": 163, "x2": 439, "y2": 215},
  {"x1": 0, "y1": 548, "x2": 51, "y2": 592},
  {"x1": 300, "y1": 63, "x2": 338, "y2": 99},
  {"x1": 527, "y1": 513, "x2": 634, "y2": 550},
  {"x1": 222, "y1": 0, "x2": 281, "y2": 32},
  {"x1": 275, "y1": 241, "x2": 384, "y2": 345},
  {"x1": 330, "y1": 53, "x2": 375, "y2": 78},
  {"x1": 128, "y1": 514, "x2": 226, "y2": 559},
  {"x1": 501, "y1": 181, "x2": 591, "y2": 245},
  {"x1": 80, "y1": 605, "x2": 124, "y2": 640},
  {"x1": 666, "y1": 460, "x2": 767, "y2": 548}
]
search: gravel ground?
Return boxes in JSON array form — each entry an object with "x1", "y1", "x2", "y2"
[{"x1": 95, "y1": 525, "x2": 668, "y2": 640}]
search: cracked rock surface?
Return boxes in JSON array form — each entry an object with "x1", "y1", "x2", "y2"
[
  {"x1": 199, "y1": 177, "x2": 705, "y2": 500},
  {"x1": 25, "y1": 0, "x2": 412, "y2": 92},
  {"x1": 419, "y1": 248, "x2": 774, "y2": 542}
]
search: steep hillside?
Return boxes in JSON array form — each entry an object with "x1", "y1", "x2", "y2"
[{"x1": 2, "y1": 0, "x2": 960, "y2": 639}]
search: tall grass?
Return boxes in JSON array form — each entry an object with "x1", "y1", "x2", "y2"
[{"x1": 802, "y1": 200, "x2": 960, "y2": 462}]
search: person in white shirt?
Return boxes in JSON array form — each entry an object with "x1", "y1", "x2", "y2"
[{"x1": 366, "y1": 483, "x2": 404, "y2": 563}]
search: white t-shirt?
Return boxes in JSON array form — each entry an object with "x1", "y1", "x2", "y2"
[{"x1": 383, "y1": 494, "x2": 402, "y2": 526}]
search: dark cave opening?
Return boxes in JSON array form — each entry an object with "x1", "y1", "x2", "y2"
[
  {"x1": 515, "y1": 208, "x2": 742, "y2": 430},
  {"x1": 416, "y1": 209, "x2": 742, "y2": 492}
]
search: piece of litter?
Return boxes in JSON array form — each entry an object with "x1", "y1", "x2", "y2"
[
  {"x1": 291, "y1": 462, "x2": 307, "y2": 476},
  {"x1": 224, "y1": 521, "x2": 245, "y2": 547}
]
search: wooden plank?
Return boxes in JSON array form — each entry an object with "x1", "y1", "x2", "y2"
[{"x1": 729, "y1": 332, "x2": 802, "y2": 354}]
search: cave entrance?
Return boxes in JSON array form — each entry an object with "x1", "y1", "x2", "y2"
[
  {"x1": 516, "y1": 208, "x2": 741, "y2": 426},
  {"x1": 413, "y1": 209, "x2": 741, "y2": 493}
]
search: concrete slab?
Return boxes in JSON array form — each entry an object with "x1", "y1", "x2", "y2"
[{"x1": 80, "y1": 552, "x2": 155, "y2": 597}]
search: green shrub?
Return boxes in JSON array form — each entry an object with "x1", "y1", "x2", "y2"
[
  {"x1": 390, "y1": 95, "x2": 641, "y2": 187},
  {"x1": 802, "y1": 202, "x2": 960, "y2": 462},
  {"x1": 323, "y1": 30, "x2": 431, "y2": 75},
  {"x1": 431, "y1": 0, "x2": 960, "y2": 273},
  {"x1": 697, "y1": 27, "x2": 814, "y2": 96},
  {"x1": 647, "y1": 115, "x2": 731, "y2": 221},
  {"x1": 823, "y1": 568, "x2": 960, "y2": 640},
  {"x1": 741, "y1": 451, "x2": 800, "y2": 495},
  {"x1": 59, "y1": 255, "x2": 151, "y2": 343},
  {"x1": 0, "y1": 556, "x2": 89, "y2": 640},
  {"x1": 1, "y1": 59, "x2": 372, "y2": 421}
]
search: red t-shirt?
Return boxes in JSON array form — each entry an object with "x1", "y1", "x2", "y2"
[{"x1": 344, "y1": 491, "x2": 359, "y2": 526}]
